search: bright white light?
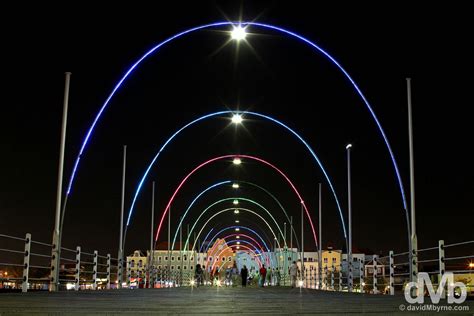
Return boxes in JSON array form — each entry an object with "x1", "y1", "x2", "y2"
[
  {"x1": 346, "y1": 144, "x2": 352, "y2": 149},
  {"x1": 190, "y1": 280, "x2": 195, "y2": 286},
  {"x1": 234, "y1": 209, "x2": 239, "y2": 214},
  {"x1": 235, "y1": 220, "x2": 240, "y2": 223},
  {"x1": 236, "y1": 235, "x2": 240, "y2": 239},
  {"x1": 237, "y1": 241, "x2": 240, "y2": 245},
  {"x1": 233, "y1": 200, "x2": 239, "y2": 205},
  {"x1": 231, "y1": 26, "x2": 247, "y2": 41},
  {"x1": 231, "y1": 114, "x2": 243, "y2": 124},
  {"x1": 298, "y1": 280, "x2": 304, "y2": 287},
  {"x1": 232, "y1": 157, "x2": 242, "y2": 165},
  {"x1": 66, "y1": 283, "x2": 75, "y2": 290},
  {"x1": 216, "y1": 280, "x2": 221, "y2": 286},
  {"x1": 236, "y1": 246, "x2": 240, "y2": 249},
  {"x1": 235, "y1": 228, "x2": 240, "y2": 232},
  {"x1": 232, "y1": 183, "x2": 239, "y2": 189}
]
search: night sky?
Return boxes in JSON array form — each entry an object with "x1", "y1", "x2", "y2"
[{"x1": 1, "y1": 2, "x2": 472, "y2": 259}]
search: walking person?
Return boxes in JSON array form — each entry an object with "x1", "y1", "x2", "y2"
[
  {"x1": 259, "y1": 264, "x2": 267, "y2": 287},
  {"x1": 274, "y1": 267, "x2": 281, "y2": 286},
  {"x1": 194, "y1": 264, "x2": 203, "y2": 287},
  {"x1": 241, "y1": 265, "x2": 248, "y2": 287},
  {"x1": 290, "y1": 261, "x2": 299, "y2": 288}
]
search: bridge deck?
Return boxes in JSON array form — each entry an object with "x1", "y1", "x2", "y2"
[{"x1": 0, "y1": 287, "x2": 472, "y2": 315}]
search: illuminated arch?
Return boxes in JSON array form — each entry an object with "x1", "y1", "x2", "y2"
[
  {"x1": 211, "y1": 245, "x2": 262, "y2": 271},
  {"x1": 154, "y1": 154, "x2": 316, "y2": 248},
  {"x1": 186, "y1": 206, "x2": 282, "y2": 252},
  {"x1": 171, "y1": 179, "x2": 300, "y2": 251},
  {"x1": 65, "y1": 21, "x2": 407, "y2": 244},
  {"x1": 202, "y1": 226, "x2": 271, "y2": 253}
]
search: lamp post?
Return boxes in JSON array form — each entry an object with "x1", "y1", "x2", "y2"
[
  {"x1": 346, "y1": 144, "x2": 353, "y2": 293},
  {"x1": 50, "y1": 72, "x2": 71, "y2": 292}
]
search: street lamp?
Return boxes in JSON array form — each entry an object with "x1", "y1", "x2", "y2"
[
  {"x1": 235, "y1": 220, "x2": 239, "y2": 223},
  {"x1": 232, "y1": 183, "x2": 239, "y2": 189},
  {"x1": 232, "y1": 157, "x2": 242, "y2": 165},
  {"x1": 230, "y1": 26, "x2": 247, "y2": 41},
  {"x1": 234, "y1": 209, "x2": 240, "y2": 214},
  {"x1": 346, "y1": 143, "x2": 353, "y2": 293},
  {"x1": 233, "y1": 200, "x2": 239, "y2": 205}
]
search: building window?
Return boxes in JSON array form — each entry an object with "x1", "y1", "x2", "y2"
[
  {"x1": 165, "y1": 257, "x2": 168, "y2": 261},
  {"x1": 158, "y1": 256, "x2": 162, "y2": 261},
  {"x1": 324, "y1": 258, "x2": 328, "y2": 263},
  {"x1": 190, "y1": 257, "x2": 194, "y2": 261},
  {"x1": 332, "y1": 258, "x2": 336, "y2": 263},
  {"x1": 177, "y1": 266, "x2": 180, "y2": 270},
  {"x1": 190, "y1": 266, "x2": 193, "y2": 270},
  {"x1": 130, "y1": 260, "x2": 135, "y2": 267},
  {"x1": 158, "y1": 265, "x2": 162, "y2": 269},
  {"x1": 171, "y1": 266, "x2": 174, "y2": 270},
  {"x1": 138, "y1": 260, "x2": 143, "y2": 267},
  {"x1": 177, "y1": 257, "x2": 180, "y2": 261},
  {"x1": 171, "y1": 257, "x2": 175, "y2": 261},
  {"x1": 228, "y1": 257, "x2": 232, "y2": 262},
  {"x1": 184, "y1": 266, "x2": 187, "y2": 270},
  {"x1": 184, "y1": 255, "x2": 187, "y2": 261}
]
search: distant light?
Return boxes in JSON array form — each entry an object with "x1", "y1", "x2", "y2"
[
  {"x1": 362, "y1": 282, "x2": 365, "y2": 287},
  {"x1": 346, "y1": 144, "x2": 352, "y2": 150},
  {"x1": 298, "y1": 280, "x2": 304, "y2": 287},
  {"x1": 233, "y1": 200, "x2": 239, "y2": 205},
  {"x1": 234, "y1": 209, "x2": 240, "y2": 214},
  {"x1": 232, "y1": 157, "x2": 242, "y2": 165},
  {"x1": 230, "y1": 26, "x2": 246, "y2": 41},
  {"x1": 216, "y1": 280, "x2": 221, "y2": 286},
  {"x1": 469, "y1": 262, "x2": 474, "y2": 268},
  {"x1": 232, "y1": 183, "x2": 239, "y2": 189},
  {"x1": 236, "y1": 246, "x2": 240, "y2": 249},
  {"x1": 235, "y1": 220, "x2": 240, "y2": 223},
  {"x1": 235, "y1": 228, "x2": 240, "y2": 232},
  {"x1": 231, "y1": 114, "x2": 243, "y2": 124},
  {"x1": 236, "y1": 235, "x2": 240, "y2": 239},
  {"x1": 190, "y1": 280, "x2": 195, "y2": 286}
]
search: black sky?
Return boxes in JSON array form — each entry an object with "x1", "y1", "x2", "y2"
[{"x1": 1, "y1": 1, "x2": 473, "y2": 259}]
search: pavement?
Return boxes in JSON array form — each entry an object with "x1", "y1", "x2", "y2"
[{"x1": 0, "y1": 287, "x2": 472, "y2": 315}]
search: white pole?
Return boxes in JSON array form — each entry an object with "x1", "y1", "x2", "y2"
[
  {"x1": 346, "y1": 144, "x2": 353, "y2": 293},
  {"x1": 118, "y1": 145, "x2": 126, "y2": 289},
  {"x1": 50, "y1": 72, "x2": 71, "y2": 292},
  {"x1": 407, "y1": 78, "x2": 418, "y2": 283},
  {"x1": 149, "y1": 181, "x2": 155, "y2": 288},
  {"x1": 318, "y1": 183, "x2": 322, "y2": 289},
  {"x1": 301, "y1": 202, "x2": 304, "y2": 286}
]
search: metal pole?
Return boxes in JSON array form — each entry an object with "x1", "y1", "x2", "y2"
[
  {"x1": 168, "y1": 206, "x2": 171, "y2": 285},
  {"x1": 149, "y1": 181, "x2": 155, "y2": 289},
  {"x1": 50, "y1": 72, "x2": 71, "y2": 292},
  {"x1": 290, "y1": 216, "x2": 293, "y2": 257},
  {"x1": 318, "y1": 183, "x2": 322, "y2": 289},
  {"x1": 407, "y1": 78, "x2": 418, "y2": 284},
  {"x1": 346, "y1": 143, "x2": 353, "y2": 293},
  {"x1": 301, "y1": 202, "x2": 304, "y2": 286},
  {"x1": 118, "y1": 145, "x2": 126, "y2": 289},
  {"x1": 22, "y1": 233, "x2": 31, "y2": 293}
]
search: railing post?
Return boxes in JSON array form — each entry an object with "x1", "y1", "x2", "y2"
[
  {"x1": 372, "y1": 255, "x2": 378, "y2": 294},
  {"x1": 93, "y1": 250, "x2": 98, "y2": 290},
  {"x1": 21, "y1": 233, "x2": 31, "y2": 293},
  {"x1": 331, "y1": 263, "x2": 334, "y2": 290},
  {"x1": 389, "y1": 251, "x2": 394, "y2": 295},
  {"x1": 127, "y1": 259, "x2": 131, "y2": 288},
  {"x1": 75, "y1": 246, "x2": 81, "y2": 291},
  {"x1": 106, "y1": 253, "x2": 111, "y2": 290},
  {"x1": 338, "y1": 263, "x2": 342, "y2": 291},
  {"x1": 359, "y1": 258, "x2": 364, "y2": 294},
  {"x1": 438, "y1": 240, "x2": 445, "y2": 298}
]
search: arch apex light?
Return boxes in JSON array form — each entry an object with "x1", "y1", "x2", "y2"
[
  {"x1": 231, "y1": 25, "x2": 247, "y2": 41},
  {"x1": 65, "y1": 21, "x2": 407, "y2": 244}
]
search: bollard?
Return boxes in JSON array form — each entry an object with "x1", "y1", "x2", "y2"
[
  {"x1": 389, "y1": 251, "x2": 394, "y2": 295},
  {"x1": 106, "y1": 253, "x2": 111, "y2": 290},
  {"x1": 22, "y1": 233, "x2": 31, "y2": 293},
  {"x1": 93, "y1": 250, "x2": 98, "y2": 290},
  {"x1": 75, "y1": 246, "x2": 81, "y2": 291}
]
